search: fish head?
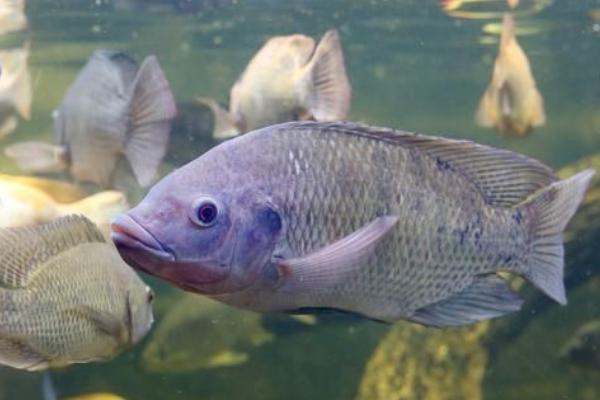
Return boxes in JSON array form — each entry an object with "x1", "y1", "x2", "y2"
[
  {"x1": 112, "y1": 154, "x2": 283, "y2": 295},
  {"x1": 126, "y1": 282, "x2": 155, "y2": 345}
]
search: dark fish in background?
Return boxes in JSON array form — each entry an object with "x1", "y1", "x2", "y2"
[
  {"x1": 0, "y1": 42, "x2": 31, "y2": 138},
  {"x1": 476, "y1": 13, "x2": 545, "y2": 136},
  {"x1": 560, "y1": 319, "x2": 600, "y2": 370},
  {"x1": 0, "y1": 215, "x2": 154, "y2": 371},
  {"x1": 5, "y1": 50, "x2": 176, "y2": 188},
  {"x1": 210, "y1": 29, "x2": 351, "y2": 138},
  {"x1": 112, "y1": 121, "x2": 593, "y2": 327}
]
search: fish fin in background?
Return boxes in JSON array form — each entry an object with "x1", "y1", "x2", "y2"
[
  {"x1": 55, "y1": 191, "x2": 128, "y2": 226},
  {"x1": 0, "y1": 215, "x2": 104, "y2": 289},
  {"x1": 194, "y1": 97, "x2": 239, "y2": 139},
  {"x1": 409, "y1": 274, "x2": 523, "y2": 327},
  {"x1": 206, "y1": 350, "x2": 249, "y2": 368},
  {"x1": 520, "y1": 169, "x2": 595, "y2": 305},
  {"x1": 332, "y1": 122, "x2": 557, "y2": 206},
  {"x1": 0, "y1": 115, "x2": 18, "y2": 139},
  {"x1": 529, "y1": 88, "x2": 546, "y2": 127},
  {"x1": 125, "y1": 55, "x2": 177, "y2": 187},
  {"x1": 4, "y1": 141, "x2": 68, "y2": 173},
  {"x1": 475, "y1": 86, "x2": 496, "y2": 127},
  {"x1": 277, "y1": 216, "x2": 398, "y2": 291},
  {"x1": 301, "y1": 29, "x2": 351, "y2": 121},
  {"x1": 13, "y1": 42, "x2": 32, "y2": 120},
  {"x1": 42, "y1": 372, "x2": 57, "y2": 400}
]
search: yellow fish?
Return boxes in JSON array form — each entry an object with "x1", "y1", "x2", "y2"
[
  {"x1": 64, "y1": 394, "x2": 126, "y2": 400},
  {"x1": 212, "y1": 29, "x2": 351, "y2": 138},
  {"x1": 0, "y1": 178, "x2": 128, "y2": 237},
  {"x1": 476, "y1": 13, "x2": 545, "y2": 136}
]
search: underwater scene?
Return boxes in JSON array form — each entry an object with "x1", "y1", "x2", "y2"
[{"x1": 0, "y1": 0, "x2": 599, "y2": 399}]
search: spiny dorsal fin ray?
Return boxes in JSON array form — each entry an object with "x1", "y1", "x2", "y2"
[
  {"x1": 278, "y1": 121, "x2": 558, "y2": 207},
  {"x1": 0, "y1": 215, "x2": 105, "y2": 288}
]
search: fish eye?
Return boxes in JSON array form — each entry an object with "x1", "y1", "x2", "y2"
[
  {"x1": 146, "y1": 287, "x2": 155, "y2": 303},
  {"x1": 190, "y1": 197, "x2": 220, "y2": 227}
]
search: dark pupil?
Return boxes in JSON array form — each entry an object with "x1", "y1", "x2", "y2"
[{"x1": 198, "y1": 203, "x2": 217, "y2": 224}]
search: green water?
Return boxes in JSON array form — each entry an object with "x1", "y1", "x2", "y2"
[{"x1": 1, "y1": 0, "x2": 600, "y2": 399}]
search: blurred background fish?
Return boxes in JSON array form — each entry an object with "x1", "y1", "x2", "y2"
[
  {"x1": 0, "y1": 0, "x2": 27, "y2": 35},
  {"x1": 142, "y1": 293, "x2": 273, "y2": 373},
  {"x1": 0, "y1": 175, "x2": 128, "y2": 237},
  {"x1": 0, "y1": 215, "x2": 153, "y2": 371},
  {"x1": 0, "y1": 41, "x2": 31, "y2": 138},
  {"x1": 4, "y1": 50, "x2": 176, "y2": 189},
  {"x1": 559, "y1": 319, "x2": 600, "y2": 370},
  {"x1": 209, "y1": 29, "x2": 351, "y2": 138},
  {"x1": 476, "y1": 13, "x2": 545, "y2": 136}
]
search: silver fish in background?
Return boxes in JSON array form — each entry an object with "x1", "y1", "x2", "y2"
[
  {"x1": 0, "y1": 0, "x2": 27, "y2": 35},
  {"x1": 476, "y1": 13, "x2": 545, "y2": 136},
  {"x1": 112, "y1": 121, "x2": 594, "y2": 327},
  {"x1": 211, "y1": 29, "x2": 351, "y2": 138},
  {"x1": 5, "y1": 49, "x2": 176, "y2": 188},
  {"x1": 0, "y1": 215, "x2": 154, "y2": 371},
  {"x1": 0, "y1": 41, "x2": 31, "y2": 138}
]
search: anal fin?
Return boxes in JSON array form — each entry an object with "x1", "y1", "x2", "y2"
[{"x1": 409, "y1": 274, "x2": 523, "y2": 328}]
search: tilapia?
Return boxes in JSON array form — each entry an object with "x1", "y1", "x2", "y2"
[
  {"x1": 0, "y1": 215, "x2": 154, "y2": 371},
  {"x1": 0, "y1": 41, "x2": 31, "y2": 137},
  {"x1": 142, "y1": 293, "x2": 272, "y2": 373},
  {"x1": 476, "y1": 13, "x2": 545, "y2": 136},
  {"x1": 112, "y1": 121, "x2": 593, "y2": 327},
  {"x1": 0, "y1": 178, "x2": 128, "y2": 237},
  {"x1": 211, "y1": 29, "x2": 351, "y2": 138},
  {"x1": 0, "y1": 173, "x2": 88, "y2": 203},
  {"x1": 5, "y1": 49, "x2": 176, "y2": 188}
]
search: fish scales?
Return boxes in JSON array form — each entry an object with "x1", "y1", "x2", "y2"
[{"x1": 222, "y1": 123, "x2": 528, "y2": 315}]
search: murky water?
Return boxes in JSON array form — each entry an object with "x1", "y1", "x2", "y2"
[{"x1": 0, "y1": 0, "x2": 599, "y2": 399}]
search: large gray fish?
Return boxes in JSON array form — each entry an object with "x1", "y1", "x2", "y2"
[
  {"x1": 112, "y1": 121, "x2": 593, "y2": 327},
  {"x1": 5, "y1": 50, "x2": 176, "y2": 188},
  {"x1": 0, "y1": 215, "x2": 154, "y2": 371},
  {"x1": 211, "y1": 29, "x2": 351, "y2": 138}
]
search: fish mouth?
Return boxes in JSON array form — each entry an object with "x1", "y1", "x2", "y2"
[
  {"x1": 111, "y1": 214, "x2": 230, "y2": 287},
  {"x1": 111, "y1": 214, "x2": 174, "y2": 263}
]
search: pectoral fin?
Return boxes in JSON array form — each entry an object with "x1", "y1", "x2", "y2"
[
  {"x1": 4, "y1": 141, "x2": 68, "y2": 173},
  {"x1": 75, "y1": 306, "x2": 127, "y2": 343},
  {"x1": 277, "y1": 216, "x2": 398, "y2": 292}
]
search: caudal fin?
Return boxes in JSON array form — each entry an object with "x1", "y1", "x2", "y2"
[
  {"x1": 302, "y1": 29, "x2": 351, "y2": 121},
  {"x1": 194, "y1": 97, "x2": 240, "y2": 139},
  {"x1": 523, "y1": 169, "x2": 595, "y2": 305}
]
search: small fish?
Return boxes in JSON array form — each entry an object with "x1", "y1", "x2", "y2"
[
  {"x1": 211, "y1": 29, "x2": 351, "y2": 138},
  {"x1": 0, "y1": 215, "x2": 154, "y2": 371},
  {"x1": 0, "y1": 41, "x2": 31, "y2": 137},
  {"x1": 142, "y1": 292, "x2": 273, "y2": 373},
  {"x1": 0, "y1": 0, "x2": 27, "y2": 35},
  {"x1": 0, "y1": 178, "x2": 128, "y2": 237},
  {"x1": 476, "y1": 13, "x2": 545, "y2": 136},
  {"x1": 5, "y1": 49, "x2": 176, "y2": 188},
  {"x1": 112, "y1": 121, "x2": 593, "y2": 327},
  {"x1": 560, "y1": 320, "x2": 600, "y2": 370}
]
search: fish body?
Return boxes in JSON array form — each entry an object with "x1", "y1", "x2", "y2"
[
  {"x1": 142, "y1": 293, "x2": 272, "y2": 373},
  {"x1": 0, "y1": 174, "x2": 88, "y2": 203},
  {"x1": 0, "y1": 41, "x2": 31, "y2": 137},
  {"x1": 0, "y1": 0, "x2": 27, "y2": 35},
  {"x1": 215, "y1": 29, "x2": 350, "y2": 137},
  {"x1": 5, "y1": 50, "x2": 176, "y2": 188},
  {"x1": 476, "y1": 13, "x2": 545, "y2": 136},
  {"x1": 0, "y1": 178, "x2": 128, "y2": 236},
  {"x1": 113, "y1": 121, "x2": 593, "y2": 327},
  {"x1": 0, "y1": 215, "x2": 153, "y2": 371}
]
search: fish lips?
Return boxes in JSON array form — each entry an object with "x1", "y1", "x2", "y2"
[{"x1": 111, "y1": 214, "x2": 230, "y2": 287}]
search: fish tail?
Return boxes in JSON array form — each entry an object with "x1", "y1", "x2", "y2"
[{"x1": 522, "y1": 169, "x2": 595, "y2": 305}]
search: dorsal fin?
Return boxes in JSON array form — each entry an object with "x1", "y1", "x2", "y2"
[
  {"x1": 0, "y1": 215, "x2": 105, "y2": 288},
  {"x1": 278, "y1": 121, "x2": 558, "y2": 207}
]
